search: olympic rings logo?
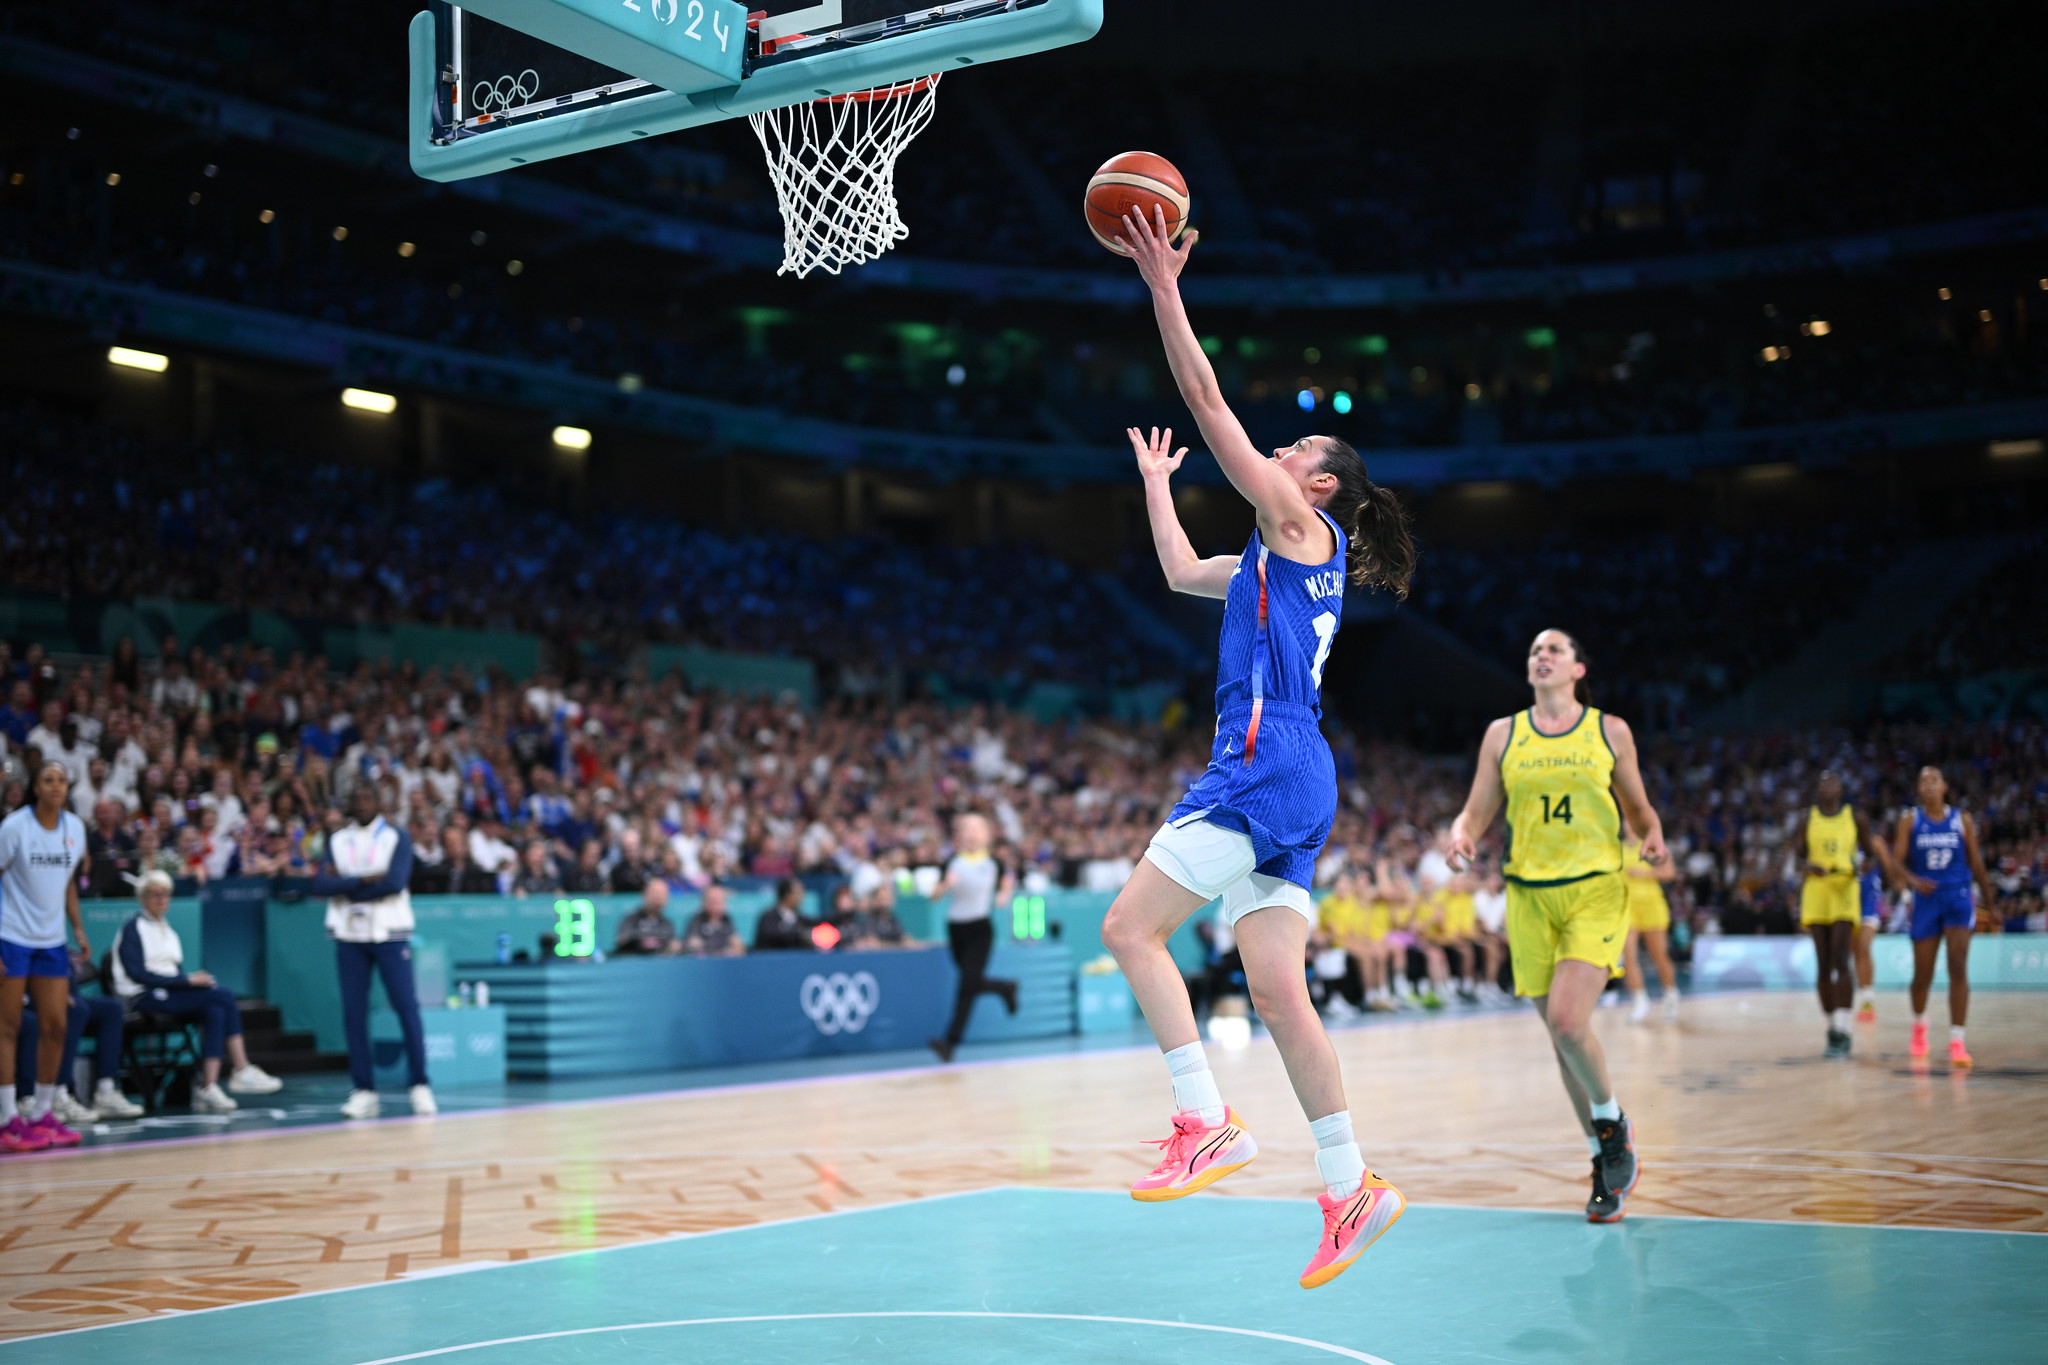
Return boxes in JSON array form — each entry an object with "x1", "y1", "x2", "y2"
[
  {"x1": 470, "y1": 69, "x2": 540, "y2": 116},
  {"x1": 800, "y1": 971, "x2": 880, "y2": 1035}
]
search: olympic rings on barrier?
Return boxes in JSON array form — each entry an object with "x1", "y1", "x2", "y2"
[
  {"x1": 470, "y1": 69, "x2": 541, "y2": 116},
  {"x1": 800, "y1": 971, "x2": 880, "y2": 1035}
]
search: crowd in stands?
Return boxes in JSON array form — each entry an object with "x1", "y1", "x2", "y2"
[
  {"x1": 0, "y1": 405, "x2": 1143, "y2": 686},
  {"x1": 1884, "y1": 537, "x2": 2048, "y2": 681},
  {"x1": 7, "y1": 1, "x2": 2040, "y2": 276},
  {"x1": 2, "y1": 633, "x2": 2040, "y2": 956}
]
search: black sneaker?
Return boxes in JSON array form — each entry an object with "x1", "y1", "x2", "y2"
[
  {"x1": 1825, "y1": 1028, "x2": 1850, "y2": 1059},
  {"x1": 997, "y1": 980, "x2": 1020, "y2": 1016},
  {"x1": 1585, "y1": 1158, "x2": 1624, "y2": 1222},
  {"x1": 1591, "y1": 1113, "x2": 1639, "y2": 1201},
  {"x1": 928, "y1": 1037, "x2": 955, "y2": 1063}
]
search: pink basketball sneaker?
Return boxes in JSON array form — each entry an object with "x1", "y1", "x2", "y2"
[
  {"x1": 0, "y1": 1115, "x2": 51, "y2": 1153},
  {"x1": 1129, "y1": 1106, "x2": 1258, "y2": 1202},
  {"x1": 1299, "y1": 1171, "x2": 1407, "y2": 1289},
  {"x1": 30, "y1": 1112, "x2": 81, "y2": 1148}
]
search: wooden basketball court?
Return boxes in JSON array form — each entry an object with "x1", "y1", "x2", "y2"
[{"x1": 3, "y1": 989, "x2": 2044, "y2": 1361}]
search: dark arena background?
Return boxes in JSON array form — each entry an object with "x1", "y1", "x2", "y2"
[{"x1": 0, "y1": 2, "x2": 2043, "y2": 1361}]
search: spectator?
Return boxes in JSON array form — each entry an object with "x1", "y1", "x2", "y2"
[
  {"x1": 0, "y1": 682, "x2": 36, "y2": 748},
  {"x1": 511, "y1": 840, "x2": 562, "y2": 898},
  {"x1": 612, "y1": 880, "x2": 679, "y2": 956},
  {"x1": 752, "y1": 877, "x2": 815, "y2": 951},
  {"x1": 562, "y1": 839, "x2": 608, "y2": 894},
  {"x1": 84, "y1": 799, "x2": 139, "y2": 899},
  {"x1": 111, "y1": 871, "x2": 282, "y2": 1111},
  {"x1": 605, "y1": 826, "x2": 653, "y2": 895},
  {"x1": 681, "y1": 883, "x2": 745, "y2": 957}
]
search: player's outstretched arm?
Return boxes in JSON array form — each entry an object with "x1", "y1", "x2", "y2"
[
  {"x1": 1447, "y1": 717, "x2": 1512, "y2": 870},
  {"x1": 1117, "y1": 205, "x2": 1312, "y2": 526},
  {"x1": 1603, "y1": 714, "x2": 1666, "y2": 864},
  {"x1": 1130, "y1": 426, "x2": 1235, "y2": 598}
]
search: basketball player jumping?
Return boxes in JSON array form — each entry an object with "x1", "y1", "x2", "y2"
[
  {"x1": 1104, "y1": 205, "x2": 1418, "y2": 1289},
  {"x1": 1447, "y1": 631, "x2": 1668, "y2": 1222}
]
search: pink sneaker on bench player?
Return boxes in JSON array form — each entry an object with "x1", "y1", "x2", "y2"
[
  {"x1": 1130, "y1": 1106, "x2": 1258, "y2": 1202},
  {"x1": 1299, "y1": 1170, "x2": 1407, "y2": 1289}
]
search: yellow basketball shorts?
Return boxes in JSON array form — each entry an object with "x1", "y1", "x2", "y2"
[
  {"x1": 1800, "y1": 875, "x2": 1860, "y2": 927},
  {"x1": 1506, "y1": 871, "x2": 1628, "y2": 998},
  {"x1": 1626, "y1": 886, "x2": 1671, "y2": 933}
]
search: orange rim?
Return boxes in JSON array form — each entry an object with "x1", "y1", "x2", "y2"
[{"x1": 818, "y1": 75, "x2": 939, "y2": 104}]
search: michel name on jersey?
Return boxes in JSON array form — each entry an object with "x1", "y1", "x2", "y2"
[{"x1": 1304, "y1": 569, "x2": 1343, "y2": 601}]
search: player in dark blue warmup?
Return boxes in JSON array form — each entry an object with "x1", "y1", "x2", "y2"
[
  {"x1": 1891, "y1": 766, "x2": 1994, "y2": 1067},
  {"x1": 1102, "y1": 204, "x2": 1419, "y2": 1289}
]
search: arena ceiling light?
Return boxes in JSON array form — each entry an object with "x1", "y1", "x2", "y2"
[
  {"x1": 342, "y1": 387, "x2": 398, "y2": 414},
  {"x1": 552, "y1": 425, "x2": 592, "y2": 450},
  {"x1": 107, "y1": 346, "x2": 168, "y2": 372}
]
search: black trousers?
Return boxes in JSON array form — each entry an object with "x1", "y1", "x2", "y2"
[{"x1": 944, "y1": 918, "x2": 1016, "y2": 1046}]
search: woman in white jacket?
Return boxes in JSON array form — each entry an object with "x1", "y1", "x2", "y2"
[
  {"x1": 286, "y1": 784, "x2": 434, "y2": 1119},
  {"x1": 114, "y1": 871, "x2": 282, "y2": 1111}
]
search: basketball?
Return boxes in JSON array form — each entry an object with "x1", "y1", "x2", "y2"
[{"x1": 1085, "y1": 151, "x2": 1190, "y2": 255}]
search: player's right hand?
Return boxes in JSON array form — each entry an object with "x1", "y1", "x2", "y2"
[
  {"x1": 1117, "y1": 204, "x2": 1197, "y2": 288},
  {"x1": 1128, "y1": 426, "x2": 1187, "y2": 478},
  {"x1": 1445, "y1": 822, "x2": 1478, "y2": 872}
]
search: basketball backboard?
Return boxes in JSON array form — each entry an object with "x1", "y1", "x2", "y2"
[{"x1": 410, "y1": 0, "x2": 1102, "y2": 183}]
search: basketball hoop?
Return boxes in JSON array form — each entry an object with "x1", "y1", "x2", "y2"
[{"x1": 748, "y1": 73, "x2": 941, "y2": 278}]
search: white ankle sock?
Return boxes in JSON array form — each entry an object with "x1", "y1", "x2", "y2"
[
  {"x1": 1164, "y1": 1042, "x2": 1225, "y2": 1125},
  {"x1": 30, "y1": 1084, "x2": 56, "y2": 1120},
  {"x1": 1589, "y1": 1097, "x2": 1620, "y2": 1122},
  {"x1": 1310, "y1": 1112, "x2": 1363, "y2": 1198},
  {"x1": 1950, "y1": 1026, "x2": 1966, "y2": 1043},
  {"x1": 0, "y1": 1090, "x2": 16, "y2": 1122},
  {"x1": 1855, "y1": 988, "x2": 1872, "y2": 1008},
  {"x1": 1914, "y1": 1012, "x2": 1927, "y2": 1026},
  {"x1": 1830, "y1": 1009, "x2": 1850, "y2": 1031}
]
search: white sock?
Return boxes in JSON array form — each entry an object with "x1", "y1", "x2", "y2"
[
  {"x1": 1310, "y1": 1110, "x2": 1364, "y2": 1198},
  {"x1": 1587, "y1": 1133, "x2": 1604, "y2": 1158},
  {"x1": 1855, "y1": 988, "x2": 1872, "y2": 1008},
  {"x1": 1951, "y1": 1026, "x2": 1966, "y2": 1043},
  {"x1": 31, "y1": 1083, "x2": 56, "y2": 1120},
  {"x1": 1830, "y1": 1009, "x2": 1850, "y2": 1031},
  {"x1": 1164, "y1": 1042, "x2": 1225, "y2": 1125},
  {"x1": 1589, "y1": 1097, "x2": 1620, "y2": 1122},
  {"x1": 1630, "y1": 990, "x2": 1646, "y2": 1004},
  {"x1": 97, "y1": 1078, "x2": 120, "y2": 1095},
  {"x1": 1914, "y1": 1012, "x2": 1928, "y2": 1026},
  {"x1": 0, "y1": 1090, "x2": 15, "y2": 1122}
]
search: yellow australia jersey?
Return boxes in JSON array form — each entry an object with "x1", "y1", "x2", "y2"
[
  {"x1": 1805, "y1": 805, "x2": 1858, "y2": 877},
  {"x1": 1500, "y1": 707, "x2": 1622, "y2": 885}
]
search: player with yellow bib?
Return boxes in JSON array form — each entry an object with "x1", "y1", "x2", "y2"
[
  {"x1": 1621, "y1": 834, "x2": 1680, "y2": 1023},
  {"x1": 1798, "y1": 771, "x2": 1899, "y2": 1059},
  {"x1": 1448, "y1": 629, "x2": 1668, "y2": 1224}
]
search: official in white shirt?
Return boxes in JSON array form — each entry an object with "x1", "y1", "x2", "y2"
[
  {"x1": 927, "y1": 814, "x2": 1019, "y2": 1063},
  {"x1": 290, "y1": 785, "x2": 435, "y2": 1119}
]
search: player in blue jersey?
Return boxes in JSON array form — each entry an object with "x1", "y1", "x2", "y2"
[
  {"x1": 1891, "y1": 766, "x2": 1994, "y2": 1068},
  {"x1": 1103, "y1": 205, "x2": 1419, "y2": 1289}
]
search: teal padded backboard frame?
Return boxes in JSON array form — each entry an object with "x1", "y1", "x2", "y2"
[{"x1": 409, "y1": 0, "x2": 1102, "y2": 183}]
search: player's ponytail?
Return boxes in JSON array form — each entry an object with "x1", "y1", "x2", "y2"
[{"x1": 1317, "y1": 438, "x2": 1417, "y2": 600}]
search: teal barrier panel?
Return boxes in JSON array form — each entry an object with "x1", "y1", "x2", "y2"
[
  {"x1": 1692, "y1": 934, "x2": 2048, "y2": 991},
  {"x1": 643, "y1": 645, "x2": 818, "y2": 705},
  {"x1": 80, "y1": 896, "x2": 201, "y2": 983},
  {"x1": 266, "y1": 888, "x2": 785, "y2": 1053},
  {"x1": 372, "y1": 1006, "x2": 507, "y2": 1089},
  {"x1": 911, "y1": 888, "x2": 1207, "y2": 977}
]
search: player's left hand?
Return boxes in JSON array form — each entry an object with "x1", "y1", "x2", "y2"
[
  {"x1": 1128, "y1": 426, "x2": 1187, "y2": 479},
  {"x1": 1118, "y1": 203, "x2": 1197, "y2": 289},
  {"x1": 1638, "y1": 831, "x2": 1669, "y2": 866}
]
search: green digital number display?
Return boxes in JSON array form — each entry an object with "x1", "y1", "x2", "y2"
[
  {"x1": 552, "y1": 898, "x2": 596, "y2": 957},
  {"x1": 1010, "y1": 894, "x2": 1047, "y2": 941}
]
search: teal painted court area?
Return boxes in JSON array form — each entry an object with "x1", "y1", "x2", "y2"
[{"x1": 11, "y1": 1189, "x2": 2042, "y2": 1365}]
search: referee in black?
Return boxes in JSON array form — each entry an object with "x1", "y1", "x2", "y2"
[{"x1": 929, "y1": 813, "x2": 1019, "y2": 1062}]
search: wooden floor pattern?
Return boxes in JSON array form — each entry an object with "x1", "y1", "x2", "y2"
[{"x1": 3, "y1": 990, "x2": 2043, "y2": 1341}]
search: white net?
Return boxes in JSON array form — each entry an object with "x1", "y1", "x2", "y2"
[{"x1": 748, "y1": 74, "x2": 941, "y2": 279}]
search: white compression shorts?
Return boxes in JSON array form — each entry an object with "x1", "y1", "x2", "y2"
[{"x1": 1143, "y1": 815, "x2": 1313, "y2": 928}]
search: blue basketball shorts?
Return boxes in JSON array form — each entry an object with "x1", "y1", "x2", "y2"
[
  {"x1": 0, "y1": 939, "x2": 71, "y2": 979},
  {"x1": 1908, "y1": 885, "x2": 1975, "y2": 941}
]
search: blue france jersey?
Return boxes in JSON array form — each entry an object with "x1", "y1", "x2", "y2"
[
  {"x1": 1908, "y1": 807, "x2": 1973, "y2": 888},
  {"x1": 1168, "y1": 510, "x2": 1347, "y2": 890},
  {"x1": 1213, "y1": 510, "x2": 1347, "y2": 716}
]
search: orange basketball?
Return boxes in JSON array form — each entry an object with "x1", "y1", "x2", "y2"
[{"x1": 1085, "y1": 151, "x2": 1190, "y2": 256}]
